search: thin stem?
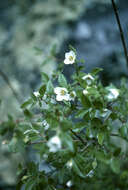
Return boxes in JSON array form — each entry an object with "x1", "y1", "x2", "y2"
[
  {"x1": 0, "y1": 69, "x2": 20, "y2": 104},
  {"x1": 111, "y1": 0, "x2": 128, "y2": 67},
  {"x1": 27, "y1": 140, "x2": 47, "y2": 145},
  {"x1": 75, "y1": 62, "x2": 79, "y2": 77},
  {"x1": 70, "y1": 129, "x2": 87, "y2": 146}
]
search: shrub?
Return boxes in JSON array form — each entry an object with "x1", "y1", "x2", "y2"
[{"x1": 1, "y1": 46, "x2": 128, "y2": 190}]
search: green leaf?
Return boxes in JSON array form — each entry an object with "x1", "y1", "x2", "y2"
[
  {"x1": 113, "y1": 148, "x2": 121, "y2": 157},
  {"x1": 79, "y1": 59, "x2": 85, "y2": 64},
  {"x1": 62, "y1": 133, "x2": 74, "y2": 153},
  {"x1": 61, "y1": 120, "x2": 72, "y2": 132},
  {"x1": 41, "y1": 72, "x2": 49, "y2": 83},
  {"x1": 91, "y1": 67, "x2": 103, "y2": 75},
  {"x1": 119, "y1": 125, "x2": 127, "y2": 138},
  {"x1": 97, "y1": 132, "x2": 104, "y2": 145},
  {"x1": 31, "y1": 93, "x2": 38, "y2": 101},
  {"x1": 110, "y1": 158, "x2": 120, "y2": 174},
  {"x1": 58, "y1": 73, "x2": 67, "y2": 87},
  {"x1": 81, "y1": 95, "x2": 91, "y2": 108},
  {"x1": 50, "y1": 44, "x2": 57, "y2": 56},
  {"x1": 72, "y1": 159, "x2": 85, "y2": 178},
  {"x1": 23, "y1": 109, "x2": 33, "y2": 118},
  {"x1": 95, "y1": 151, "x2": 110, "y2": 164},
  {"x1": 92, "y1": 160, "x2": 97, "y2": 169},
  {"x1": 39, "y1": 84, "x2": 46, "y2": 96},
  {"x1": 21, "y1": 99, "x2": 33, "y2": 109},
  {"x1": 58, "y1": 169, "x2": 65, "y2": 184},
  {"x1": 73, "y1": 122, "x2": 86, "y2": 133},
  {"x1": 101, "y1": 110, "x2": 112, "y2": 121},
  {"x1": 8, "y1": 137, "x2": 17, "y2": 153},
  {"x1": 77, "y1": 65, "x2": 85, "y2": 72},
  {"x1": 46, "y1": 80, "x2": 54, "y2": 94},
  {"x1": 16, "y1": 181, "x2": 24, "y2": 190},
  {"x1": 25, "y1": 179, "x2": 36, "y2": 190},
  {"x1": 75, "y1": 109, "x2": 88, "y2": 119},
  {"x1": 8, "y1": 138, "x2": 25, "y2": 153},
  {"x1": 69, "y1": 45, "x2": 77, "y2": 54},
  {"x1": 34, "y1": 46, "x2": 42, "y2": 55}
]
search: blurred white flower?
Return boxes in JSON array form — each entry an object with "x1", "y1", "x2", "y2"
[
  {"x1": 69, "y1": 91, "x2": 76, "y2": 101},
  {"x1": 43, "y1": 154, "x2": 48, "y2": 159},
  {"x1": 107, "y1": 88, "x2": 119, "y2": 100},
  {"x1": 83, "y1": 89, "x2": 89, "y2": 95},
  {"x1": 86, "y1": 170, "x2": 94, "y2": 178},
  {"x1": 66, "y1": 180, "x2": 72, "y2": 187},
  {"x1": 2, "y1": 140, "x2": 8, "y2": 145},
  {"x1": 33, "y1": 91, "x2": 40, "y2": 97},
  {"x1": 64, "y1": 50, "x2": 76, "y2": 64},
  {"x1": 66, "y1": 159, "x2": 73, "y2": 168},
  {"x1": 54, "y1": 87, "x2": 70, "y2": 101},
  {"x1": 43, "y1": 94, "x2": 47, "y2": 100},
  {"x1": 42, "y1": 120, "x2": 49, "y2": 130},
  {"x1": 82, "y1": 74, "x2": 94, "y2": 85},
  {"x1": 47, "y1": 135, "x2": 61, "y2": 153}
]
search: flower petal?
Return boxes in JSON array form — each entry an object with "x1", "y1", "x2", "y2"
[
  {"x1": 54, "y1": 87, "x2": 61, "y2": 94},
  {"x1": 65, "y1": 52, "x2": 70, "y2": 59},
  {"x1": 47, "y1": 135, "x2": 61, "y2": 152},
  {"x1": 70, "y1": 50, "x2": 76, "y2": 57},
  {"x1": 82, "y1": 74, "x2": 94, "y2": 81},
  {"x1": 64, "y1": 50, "x2": 76, "y2": 64},
  {"x1": 63, "y1": 94, "x2": 70, "y2": 101},
  {"x1": 83, "y1": 89, "x2": 88, "y2": 95},
  {"x1": 64, "y1": 58, "x2": 70, "y2": 64},
  {"x1": 56, "y1": 95, "x2": 63, "y2": 101}
]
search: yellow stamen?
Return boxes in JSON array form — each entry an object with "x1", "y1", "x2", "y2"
[
  {"x1": 69, "y1": 56, "x2": 73, "y2": 61},
  {"x1": 61, "y1": 90, "x2": 66, "y2": 95}
]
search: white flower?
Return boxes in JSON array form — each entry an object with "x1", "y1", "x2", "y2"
[
  {"x1": 82, "y1": 74, "x2": 94, "y2": 85},
  {"x1": 33, "y1": 91, "x2": 40, "y2": 97},
  {"x1": 66, "y1": 180, "x2": 72, "y2": 187},
  {"x1": 82, "y1": 74, "x2": 94, "y2": 80},
  {"x1": 43, "y1": 154, "x2": 48, "y2": 159},
  {"x1": 83, "y1": 89, "x2": 89, "y2": 95},
  {"x1": 2, "y1": 140, "x2": 8, "y2": 145},
  {"x1": 47, "y1": 135, "x2": 61, "y2": 153},
  {"x1": 66, "y1": 159, "x2": 73, "y2": 168},
  {"x1": 54, "y1": 87, "x2": 70, "y2": 101},
  {"x1": 64, "y1": 50, "x2": 76, "y2": 64},
  {"x1": 69, "y1": 91, "x2": 76, "y2": 101},
  {"x1": 42, "y1": 120, "x2": 49, "y2": 130},
  {"x1": 83, "y1": 86, "x2": 91, "y2": 95},
  {"x1": 107, "y1": 88, "x2": 119, "y2": 100},
  {"x1": 43, "y1": 94, "x2": 47, "y2": 100},
  {"x1": 86, "y1": 170, "x2": 94, "y2": 178}
]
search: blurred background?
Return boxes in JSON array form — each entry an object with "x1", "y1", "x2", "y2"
[{"x1": 0, "y1": 0, "x2": 128, "y2": 189}]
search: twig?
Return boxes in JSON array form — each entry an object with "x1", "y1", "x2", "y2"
[
  {"x1": 70, "y1": 129, "x2": 87, "y2": 146},
  {"x1": 27, "y1": 140, "x2": 47, "y2": 145},
  {"x1": 0, "y1": 69, "x2": 20, "y2": 104},
  {"x1": 111, "y1": 0, "x2": 128, "y2": 67},
  {"x1": 80, "y1": 143, "x2": 90, "y2": 152}
]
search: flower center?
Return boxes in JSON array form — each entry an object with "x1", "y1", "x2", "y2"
[
  {"x1": 61, "y1": 90, "x2": 66, "y2": 96},
  {"x1": 69, "y1": 56, "x2": 73, "y2": 61},
  {"x1": 70, "y1": 92, "x2": 74, "y2": 97}
]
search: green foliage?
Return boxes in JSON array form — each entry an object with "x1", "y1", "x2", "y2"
[
  {"x1": 58, "y1": 73, "x2": 68, "y2": 88},
  {"x1": 1, "y1": 48, "x2": 128, "y2": 189}
]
